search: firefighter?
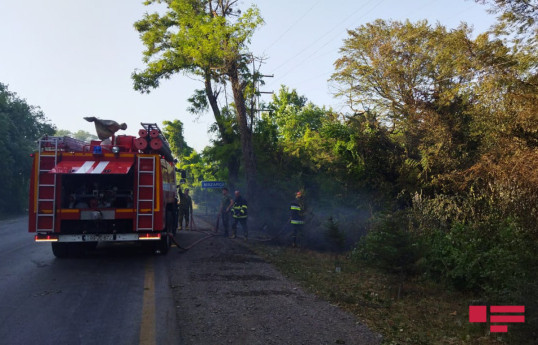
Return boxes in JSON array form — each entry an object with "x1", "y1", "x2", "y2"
[
  {"x1": 231, "y1": 190, "x2": 248, "y2": 240},
  {"x1": 290, "y1": 191, "x2": 306, "y2": 247},
  {"x1": 178, "y1": 188, "x2": 193, "y2": 230},
  {"x1": 176, "y1": 187, "x2": 184, "y2": 230},
  {"x1": 219, "y1": 187, "x2": 234, "y2": 237}
]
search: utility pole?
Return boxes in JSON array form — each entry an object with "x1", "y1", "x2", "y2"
[
  {"x1": 255, "y1": 76, "x2": 273, "y2": 118},
  {"x1": 249, "y1": 55, "x2": 274, "y2": 131}
]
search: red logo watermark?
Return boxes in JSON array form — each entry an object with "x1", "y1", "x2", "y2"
[{"x1": 469, "y1": 305, "x2": 525, "y2": 333}]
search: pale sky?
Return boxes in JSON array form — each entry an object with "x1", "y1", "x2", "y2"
[{"x1": 0, "y1": 0, "x2": 497, "y2": 152}]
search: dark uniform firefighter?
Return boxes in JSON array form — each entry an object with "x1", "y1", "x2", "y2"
[
  {"x1": 178, "y1": 188, "x2": 193, "y2": 230},
  {"x1": 290, "y1": 191, "x2": 305, "y2": 247},
  {"x1": 220, "y1": 187, "x2": 234, "y2": 237},
  {"x1": 231, "y1": 190, "x2": 248, "y2": 240}
]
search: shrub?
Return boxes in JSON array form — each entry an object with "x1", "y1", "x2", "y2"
[
  {"x1": 324, "y1": 216, "x2": 346, "y2": 252},
  {"x1": 352, "y1": 211, "x2": 420, "y2": 275}
]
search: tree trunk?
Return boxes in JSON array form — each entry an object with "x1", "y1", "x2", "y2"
[
  {"x1": 204, "y1": 73, "x2": 226, "y2": 143},
  {"x1": 204, "y1": 72, "x2": 240, "y2": 186},
  {"x1": 228, "y1": 61, "x2": 257, "y2": 201}
]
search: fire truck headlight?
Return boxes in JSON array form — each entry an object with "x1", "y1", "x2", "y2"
[{"x1": 112, "y1": 146, "x2": 120, "y2": 154}]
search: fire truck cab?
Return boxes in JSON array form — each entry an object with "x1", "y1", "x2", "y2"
[{"x1": 28, "y1": 123, "x2": 178, "y2": 257}]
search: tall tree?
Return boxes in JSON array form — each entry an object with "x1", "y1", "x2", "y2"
[
  {"x1": 476, "y1": 0, "x2": 538, "y2": 48},
  {"x1": 330, "y1": 20, "x2": 503, "y2": 190},
  {"x1": 0, "y1": 83, "x2": 55, "y2": 215},
  {"x1": 133, "y1": 0, "x2": 263, "y2": 199}
]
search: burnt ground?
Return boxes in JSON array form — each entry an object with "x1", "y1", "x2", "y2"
[{"x1": 167, "y1": 217, "x2": 382, "y2": 345}]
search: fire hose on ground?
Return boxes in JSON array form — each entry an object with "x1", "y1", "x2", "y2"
[
  {"x1": 166, "y1": 214, "x2": 311, "y2": 251},
  {"x1": 166, "y1": 216, "x2": 217, "y2": 251}
]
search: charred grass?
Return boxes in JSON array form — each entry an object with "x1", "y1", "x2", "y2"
[{"x1": 251, "y1": 244, "x2": 506, "y2": 345}]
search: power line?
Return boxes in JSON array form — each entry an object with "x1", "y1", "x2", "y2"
[
  {"x1": 400, "y1": 0, "x2": 440, "y2": 21},
  {"x1": 270, "y1": 0, "x2": 380, "y2": 74},
  {"x1": 263, "y1": 0, "x2": 322, "y2": 52},
  {"x1": 269, "y1": 0, "x2": 388, "y2": 88},
  {"x1": 263, "y1": 0, "x2": 502, "y2": 109},
  {"x1": 291, "y1": 70, "x2": 333, "y2": 89}
]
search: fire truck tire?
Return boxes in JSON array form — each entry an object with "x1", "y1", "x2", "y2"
[
  {"x1": 51, "y1": 242, "x2": 69, "y2": 258},
  {"x1": 156, "y1": 210, "x2": 173, "y2": 255},
  {"x1": 157, "y1": 232, "x2": 170, "y2": 254},
  {"x1": 171, "y1": 207, "x2": 178, "y2": 235}
]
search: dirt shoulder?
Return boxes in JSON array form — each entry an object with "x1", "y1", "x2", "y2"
[{"x1": 167, "y1": 217, "x2": 381, "y2": 345}]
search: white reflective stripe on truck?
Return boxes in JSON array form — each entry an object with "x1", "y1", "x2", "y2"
[
  {"x1": 75, "y1": 161, "x2": 95, "y2": 173},
  {"x1": 91, "y1": 161, "x2": 109, "y2": 174}
]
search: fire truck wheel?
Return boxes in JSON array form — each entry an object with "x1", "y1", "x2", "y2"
[
  {"x1": 51, "y1": 242, "x2": 70, "y2": 258},
  {"x1": 156, "y1": 210, "x2": 173, "y2": 255},
  {"x1": 157, "y1": 232, "x2": 170, "y2": 255},
  {"x1": 171, "y1": 213, "x2": 178, "y2": 235},
  {"x1": 168, "y1": 209, "x2": 177, "y2": 235}
]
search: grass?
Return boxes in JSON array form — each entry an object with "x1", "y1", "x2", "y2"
[{"x1": 251, "y1": 244, "x2": 507, "y2": 345}]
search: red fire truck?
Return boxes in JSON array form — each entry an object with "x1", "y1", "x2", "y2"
[{"x1": 28, "y1": 123, "x2": 179, "y2": 257}]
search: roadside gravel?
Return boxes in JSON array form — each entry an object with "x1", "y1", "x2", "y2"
[{"x1": 167, "y1": 217, "x2": 382, "y2": 345}]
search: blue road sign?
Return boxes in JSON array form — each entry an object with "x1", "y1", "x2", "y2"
[{"x1": 201, "y1": 181, "x2": 225, "y2": 188}]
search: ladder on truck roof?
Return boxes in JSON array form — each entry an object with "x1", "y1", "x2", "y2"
[
  {"x1": 35, "y1": 137, "x2": 59, "y2": 232},
  {"x1": 140, "y1": 122, "x2": 174, "y2": 162},
  {"x1": 136, "y1": 155, "x2": 156, "y2": 231}
]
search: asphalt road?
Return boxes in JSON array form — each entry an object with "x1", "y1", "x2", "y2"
[
  {"x1": 0, "y1": 216, "x2": 180, "y2": 345},
  {"x1": 0, "y1": 216, "x2": 381, "y2": 345}
]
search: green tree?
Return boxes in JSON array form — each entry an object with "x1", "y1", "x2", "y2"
[
  {"x1": 267, "y1": 86, "x2": 324, "y2": 141},
  {"x1": 72, "y1": 130, "x2": 97, "y2": 142},
  {"x1": 133, "y1": 0, "x2": 263, "y2": 199},
  {"x1": 206, "y1": 106, "x2": 242, "y2": 189},
  {"x1": 330, "y1": 20, "x2": 507, "y2": 192},
  {"x1": 162, "y1": 119, "x2": 193, "y2": 158},
  {"x1": 54, "y1": 129, "x2": 97, "y2": 142},
  {"x1": 54, "y1": 129, "x2": 72, "y2": 137},
  {"x1": 331, "y1": 19, "x2": 537, "y2": 339},
  {"x1": 476, "y1": 0, "x2": 538, "y2": 49},
  {"x1": 0, "y1": 83, "x2": 55, "y2": 216}
]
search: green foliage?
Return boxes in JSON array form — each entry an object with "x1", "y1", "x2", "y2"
[
  {"x1": 162, "y1": 119, "x2": 193, "y2": 158},
  {"x1": 352, "y1": 212, "x2": 420, "y2": 275},
  {"x1": 133, "y1": 1, "x2": 263, "y2": 92},
  {"x1": 419, "y1": 219, "x2": 535, "y2": 293},
  {"x1": 186, "y1": 89, "x2": 209, "y2": 116},
  {"x1": 0, "y1": 83, "x2": 55, "y2": 216},
  {"x1": 144, "y1": 13, "x2": 535, "y2": 340},
  {"x1": 54, "y1": 129, "x2": 97, "y2": 142},
  {"x1": 324, "y1": 216, "x2": 346, "y2": 252},
  {"x1": 133, "y1": 0, "x2": 263, "y2": 198},
  {"x1": 177, "y1": 149, "x2": 225, "y2": 213},
  {"x1": 476, "y1": 0, "x2": 538, "y2": 50},
  {"x1": 329, "y1": 19, "x2": 536, "y2": 338}
]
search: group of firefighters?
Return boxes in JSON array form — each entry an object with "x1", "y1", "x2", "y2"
[{"x1": 176, "y1": 186, "x2": 306, "y2": 247}]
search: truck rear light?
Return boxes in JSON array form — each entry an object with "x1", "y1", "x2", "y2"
[
  {"x1": 138, "y1": 233, "x2": 161, "y2": 240},
  {"x1": 35, "y1": 234, "x2": 59, "y2": 242}
]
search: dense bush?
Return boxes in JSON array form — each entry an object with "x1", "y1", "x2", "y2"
[{"x1": 352, "y1": 212, "x2": 420, "y2": 275}]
